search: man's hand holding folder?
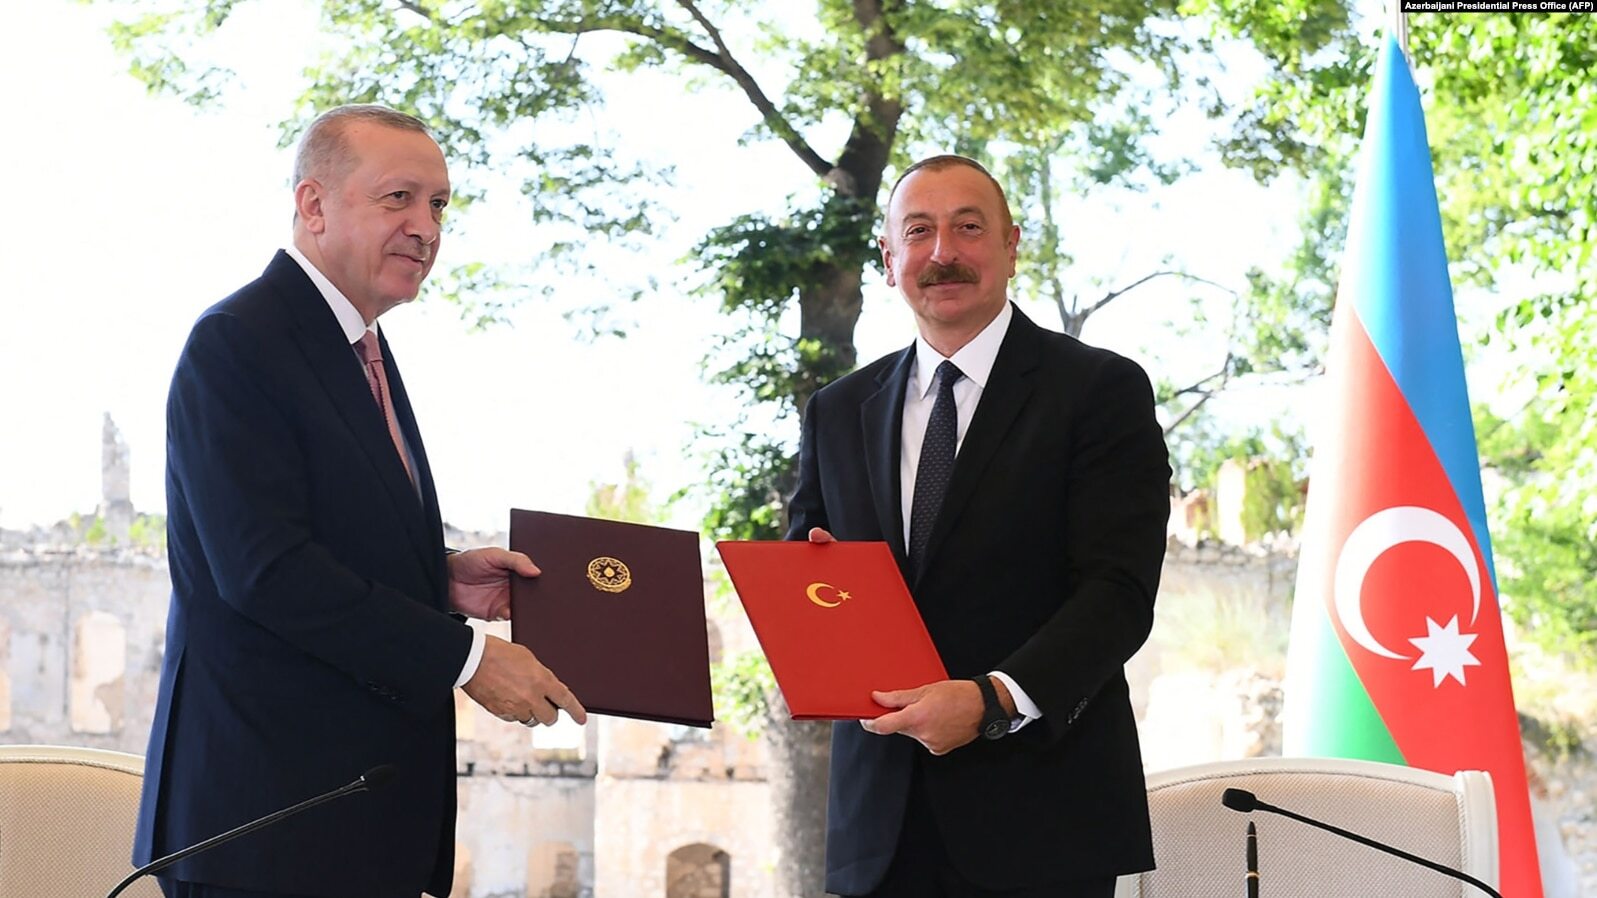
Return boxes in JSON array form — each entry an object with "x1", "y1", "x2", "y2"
[
  {"x1": 510, "y1": 509, "x2": 715, "y2": 727},
  {"x1": 449, "y1": 546, "x2": 589, "y2": 728},
  {"x1": 463, "y1": 636, "x2": 587, "y2": 727},
  {"x1": 802, "y1": 527, "x2": 1016, "y2": 755},
  {"x1": 717, "y1": 533, "x2": 953, "y2": 740}
]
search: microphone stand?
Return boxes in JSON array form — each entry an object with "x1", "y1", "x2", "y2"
[
  {"x1": 1246, "y1": 821, "x2": 1259, "y2": 898},
  {"x1": 105, "y1": 765, "x2": 397, "y2": 898},
  {"x1": 1223, "y1": 788, "x2": 1502, "y2": 898}
]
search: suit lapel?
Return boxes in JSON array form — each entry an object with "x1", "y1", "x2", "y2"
[
  {"x1": 917, "y1": 307, "x2": 1042, "y2": 582},
  {"x1": 263, "y1": 253, "x2": 440, "y2": 586},
  {"x1": 861, "y1": 346, "x2": 915, "y2": 569}
]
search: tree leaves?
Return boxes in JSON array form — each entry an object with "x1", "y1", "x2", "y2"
[{"x1": 1214, "y1": 8, "x2": 1597, "y2": 664}]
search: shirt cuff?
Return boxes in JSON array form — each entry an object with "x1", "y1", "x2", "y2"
[
  {"x1": 454, "y1": 624, "x2": 487, "y2": 688},
  {"x1": 990, "y1": 670, "x2": 1042, "y2": 734}
]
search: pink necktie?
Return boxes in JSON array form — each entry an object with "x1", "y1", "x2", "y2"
[{"x1": 354, "y1": 331, "x2": 417, "y2": 487}]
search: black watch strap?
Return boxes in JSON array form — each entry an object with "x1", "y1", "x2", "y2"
[{"x1": 971, "y1": 676, "x2": 1010, "y2": 741}]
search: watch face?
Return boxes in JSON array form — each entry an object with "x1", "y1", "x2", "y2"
[{"x1": 983, "y1": 718, "x2": 1008, "y2": 740}]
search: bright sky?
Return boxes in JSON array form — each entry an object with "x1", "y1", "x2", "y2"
[{"x1": 2, "y1": 1, "x2": 1324, "y2": 534}]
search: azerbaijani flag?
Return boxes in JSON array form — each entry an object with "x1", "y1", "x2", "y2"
[{"x1": 1281, "y1": 33, "x2": 1542, "y2": 898}]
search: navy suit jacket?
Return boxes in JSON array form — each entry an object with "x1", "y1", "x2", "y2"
[
  {"x1": 787, "y1": 305, "x2": 1170, "y2": 894},
  {"x1": 134, "y1": 252, "x2": 472, "y2": 898}
]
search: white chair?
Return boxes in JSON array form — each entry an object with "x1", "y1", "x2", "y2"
[
  {"x1": 0, "y1": 744, "x2": 162, "y2": 898},
  {"x1": 1116, "y1": 757, "x2": 1498, "y2": 898}
]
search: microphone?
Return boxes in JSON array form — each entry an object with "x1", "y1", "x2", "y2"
[
  {"x1": 1246, "y1": 820, "x2": 1259, "y2": 898},
  {"x1": 105, "y1": 765, "x2": 399, "y2": 898},
  {"x1": 1220, "y1": 787, "x2": 1502, "y2": 898}
]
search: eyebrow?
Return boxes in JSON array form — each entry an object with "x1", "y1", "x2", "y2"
[
  {"x1": 372, "y1": 177, "x2": 451, "y2": 198},
  {"x1": 900, "y1": 206, "x2": 989, "y2": 226}
]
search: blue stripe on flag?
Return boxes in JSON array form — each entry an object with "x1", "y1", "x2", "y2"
[{"x1": 1342, "y1": 34, "x2": 1497, "y2": 583}]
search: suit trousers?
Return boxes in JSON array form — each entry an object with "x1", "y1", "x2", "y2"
[{"x1": 859, "y1": 758, "x2": 1117, "y2": 898}]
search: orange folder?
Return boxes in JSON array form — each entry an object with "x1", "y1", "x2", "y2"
[{"x1": 715, "y1": 540, "x2": 948, "y2": 720}]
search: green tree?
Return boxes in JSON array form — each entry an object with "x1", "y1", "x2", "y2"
[
  {"x1": 1007, "y1": 138, "x2": 1337, "y2": 442},
  {"x1": 1197, "y1": 9, "x2": 1597, "y2": 661},
  {"x1": 1418, "y1": 17, "x2": 1597, "y2": 666},
  {"x1": 585, "y1": 450, "x2": 661, "y2": 524}
]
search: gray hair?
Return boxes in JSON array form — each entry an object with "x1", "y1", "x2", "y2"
[
  {"x1": 885, "y1": 154, "x2": 1014, "y2": 232},
  {"x1": 291, "y1": 104, "x2": 431, "y2": 189}
]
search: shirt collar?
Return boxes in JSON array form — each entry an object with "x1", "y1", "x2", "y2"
[
  {"x1": 284, "y1": 245, "x2": 377, "y2": 345},
  {"x1": 911, "y1": 301, "x2": 1014, "y2": 399}
]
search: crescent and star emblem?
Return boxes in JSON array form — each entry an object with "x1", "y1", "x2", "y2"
[
  {"x1": 805, "y1": 582, "x2": 853, "y2": 608},
  {"x1": 1332, "y1": 505, "x2": 1483, "y2": 688}
]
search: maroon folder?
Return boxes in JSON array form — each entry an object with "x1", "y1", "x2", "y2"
[
  {"x1": 715, "y1": 540, "x2": 948, "y2": 720},
  {"x1": 510, "y1": 509, "x2": 714, "y2": 727}
]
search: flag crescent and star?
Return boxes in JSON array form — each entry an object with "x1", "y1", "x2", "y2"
[
  {"x1": 1283, "y1": 33, "x2": 1543, "y2": 898},
  {"x1": 1333, "y1": 505, "x2": 1482, "y2": 686},
  {"x1": 805, "y1": 582, "x2": 852, "y2": 608}
]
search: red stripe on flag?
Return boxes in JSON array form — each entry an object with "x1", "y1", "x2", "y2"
[{"x1": 1308, "y1": 306, "x2": 1539, "y2": 895}]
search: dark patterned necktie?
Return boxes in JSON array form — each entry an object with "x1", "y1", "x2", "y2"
[{"x1": 908, "y1": 360, "x2": 963, "y2": 578}]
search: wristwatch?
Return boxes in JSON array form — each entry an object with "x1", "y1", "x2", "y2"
[{"x1": 971, "y1": 675, "x2": 1010, "y2": 741}]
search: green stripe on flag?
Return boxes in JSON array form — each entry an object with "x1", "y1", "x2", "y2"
[{"x1": 1284, "y1": 598, "x2": 1405, "y2": 763}]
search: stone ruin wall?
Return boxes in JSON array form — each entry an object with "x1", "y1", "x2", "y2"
[
  {"x1": 0, "y1": 537, "x2": 782, "y2": 898},
  {"x1": 1, "y1": 439, "x2": 1591, "y2": 895}
]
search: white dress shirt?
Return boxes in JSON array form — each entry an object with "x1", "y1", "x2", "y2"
[
  {"x1": 284, "y1": 246, "x2": 485, "y2": 688},
  {"x1": 898, "y1": 301, "x2": 1041, "y2": 729}
]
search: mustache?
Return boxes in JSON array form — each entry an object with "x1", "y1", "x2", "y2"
[
  {"x1": 392, "y1": 242, "x2": 434, "y2": 263},
  {"x1": 917, "y1": 261, "x2": 979, "y2": 287}
]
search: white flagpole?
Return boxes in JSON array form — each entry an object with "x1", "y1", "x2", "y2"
[{"x1": 1389, "y1": 0, "x2": 1411, "y2": 63}]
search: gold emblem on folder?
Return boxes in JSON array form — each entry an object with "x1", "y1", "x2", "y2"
[
  {"x1": 806, "y1": 582, "x2": 852, "y2": 608},
  {"x1": 587, "y1": 557, "x2": 633, "y2": 593}
]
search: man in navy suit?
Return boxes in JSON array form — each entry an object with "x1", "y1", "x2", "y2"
[
  {"x1": 134, "y1": 105, "x2": 586, "y2": 898},
  {"x1": 787, "y1": 155, "x2": 1171, "y2": 897}
]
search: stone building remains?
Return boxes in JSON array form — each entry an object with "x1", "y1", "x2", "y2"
[{"x1": 1, "y1": 425, "x2": 1591, "y2": 896}]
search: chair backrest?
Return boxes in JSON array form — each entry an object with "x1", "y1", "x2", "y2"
[
  {"x1": 0, "y1": 744, "x2": 162, "y2": 898},
  {"x1": 1116, "y1": 757, "x2": 1498, "y2": 898}
]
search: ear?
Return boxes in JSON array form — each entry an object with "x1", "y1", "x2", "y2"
[
  {"x1": 878, "y1": 235, "x2": 896, "y2": 287},
  {"x1": 1004, "y1": 224, "x2": 1020, "y2": 277},
  {"x1": 294, "y1": 180, "x2": 328, "y2": 235}
]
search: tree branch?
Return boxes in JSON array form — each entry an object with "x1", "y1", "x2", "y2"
[
  {"x1": 1171, "y1": 360, "x2": 1232, "y2": 399},
  {"x1": 394, "y1": 0, "x2": 431, "y2": 21},
  {"x1": 1085, "y1": 269, "x2": 1239, "y2": 320},
  {"x1": 1036, "y1": 154, "x2": 1073, "y2": 333},
  {"x1": 673, "y1": 0, "x2": 831, "y2": 178},
  {"x1": 1058, "y1": 268, "x2": 1238, "y2": 338},
  {"x1": 1163, "y1": 391, "x2": 1215, "y2": 435},
  {"x1": 828, "y1": 0, "x2": 904, "y2": 199},
  {"x1": 540, "y1": 14, "x2": 724, "y2": 71},
  {"x1": 535, "y1": 4, "x2": 832, "y2": 179},
  {"x1": 1162, "y1": 355, "x2": 1232, "y2": 435}
]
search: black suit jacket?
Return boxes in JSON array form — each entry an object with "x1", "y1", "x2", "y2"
[
  {"x1": 133, "y1": 252, "x2": 471, "y2": 898},
  {"x1": 787, "y1": 305, "x2": 1170, "y2": 893}
]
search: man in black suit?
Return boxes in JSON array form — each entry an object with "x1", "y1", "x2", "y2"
[
  {"x1": 787, "y1": 155, "x2": 1170, "y2": 897},
  {"x1": 134, "y1": 105, "x2": 586, "y2": 898}
]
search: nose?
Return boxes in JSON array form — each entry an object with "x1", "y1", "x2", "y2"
[
  {"x1": 406, "y1": 205, "x2": 441, "y2": 247},
  {"x1": 928, "y1": 224, "x2": 958, "y2": 263}
]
